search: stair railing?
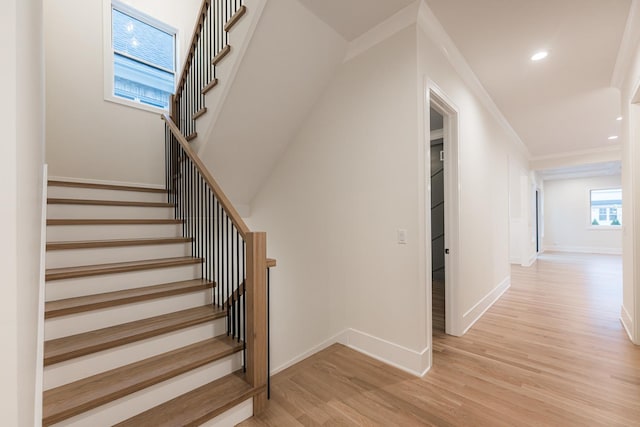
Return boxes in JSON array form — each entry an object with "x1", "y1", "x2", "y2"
[
  {"x1": 171, "y1": 0, "x2": 245, "y2": 140},
  {"x1": 163, "y1": 113, "x2": 270, "y2": 413}
]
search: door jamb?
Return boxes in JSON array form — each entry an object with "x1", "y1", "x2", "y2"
[{"x1": 427, "y1": 83, "x2": 461, "y2": 338}]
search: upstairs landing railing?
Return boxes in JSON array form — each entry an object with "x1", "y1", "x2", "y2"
[{"x1": 171, "y1": 0, "x2": 246, "y2": 140}]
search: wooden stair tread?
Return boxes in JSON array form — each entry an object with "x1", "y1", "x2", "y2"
[
  {"x1": 44, "y1": 305, "x2": 226, "y2": 366},
  {"x1": 47, "y1": 198, "x2": 173, "y2": 208},
  {"x1": 201, "y1": 78, "x2": 218, "y2": 95},
  {"x1": 42, "y1": 336, "x2": 243, "y2": 426},
  {"x1": 47, "y1": 237, "x2": 191, "y2": 250},
  {"x1": 115, "y1": 371, "x2": 259, "y2": 427},
  {"x1": 224, "y1": 5, "x2": 246, "y2": 32},
  {"x1": 48, "y1": 180, "x2": 166, "y2": 193},
  {"x1": 46, "y1": 256, "x2": 202, "y2": 281},
  {"x1": 45, "y1": 279, "x2": 214, "y2": 319},
  {"x1": 212, "y1": 44, "x2": 231, "y2": 66},
  {"x1": 47, "y1": 218, "x2": 182, "y2": 226}
]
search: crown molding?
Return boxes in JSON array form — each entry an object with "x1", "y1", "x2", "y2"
[
  {"x1": 416, "y1": 1, "x2": 531, "y2": 159},
  {"x1": 344, "y1": 1, "x2": 420, "y2": 63}
]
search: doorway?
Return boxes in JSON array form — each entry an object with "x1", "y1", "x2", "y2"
[
  {"x1": 430, "y1": 107, "x2": 446, "y2": 334},
  {"x1": 428, "y1": 87, "x2": 460, "y2": 338}
]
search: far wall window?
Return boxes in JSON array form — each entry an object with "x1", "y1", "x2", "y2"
[
  {"x1": 590, "y1": 188, "x2": 622, "y2": 226},
  {"x1": 105, "y1": 1, "x2": 177, "y2": 111}
]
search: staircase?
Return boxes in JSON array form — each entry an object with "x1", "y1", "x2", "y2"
[
  {"x1": 40, "y1": 2, "x2": 273, "y2": 424},
  {"x1": 42, "y1": 181, "x2": 265, "y2": 426}
]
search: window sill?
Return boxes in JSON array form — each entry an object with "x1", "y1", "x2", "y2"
[
  {"x1": 104, "y1": 94, "x2": 169, "y2": 115},
  {"x1": 587, "y1": 226, "x2": 622, "y2": 230}
]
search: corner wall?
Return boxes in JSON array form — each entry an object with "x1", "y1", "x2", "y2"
[
  {"x1": 247, "y1": 5, "x2": 532, "y2": 374},
  {"x1": 45, "y1": 0, "x2": 200, "y2": 186},
  {"x1": 543, "y1": 176, "x2": 623, "y2": 254},
  {"x1": 0, "y1": 0, "x2": 45, "y2": 423}
]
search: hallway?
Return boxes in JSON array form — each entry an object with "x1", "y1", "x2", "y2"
[{"x1": 240, "y1": 253, "x2": 640, "y2": 426}]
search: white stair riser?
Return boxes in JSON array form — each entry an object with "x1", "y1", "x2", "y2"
[
  {"x1": 51, "y1": 353, "x2": 243, "y2": 427},
  {"x1": 46, "y1": 265, "x2": 202, "y2": 300},
  {"x1": 48, "y1": 186, "x2": 166, "y2": 203},
  {"x1": 46, "y1": 243, "x2": 191, "y2": 269},
  {"x1": 45, "y1": 291, "x2": 213, "y2": 340},
  {"x1": 201, "y1": 398, "x2": 253, "y2": 427},
  {"x1": 47, "y1": 204, "x2": 174, "y2": 220},
  {"x1": 44, "y1": 321, "x2": 227, "y2": 390},
  {"x1": 47, "y1": 224, "x2": 182, "y2": 241}
]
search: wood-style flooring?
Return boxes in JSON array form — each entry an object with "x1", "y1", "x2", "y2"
[{"x1": 239, "y1": 252, "x2": 640, "y2": 426}]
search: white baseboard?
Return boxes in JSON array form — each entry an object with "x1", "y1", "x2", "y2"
[
  {"x1": 543, "y1": 245, "x2": 622, "y2": 255},
  {"x1": 342, "y1": 329, "x2": 430, "y2": 377},
  {"x1": 522, "y1": 252, "x2": 537, "y2": 267},
  {"x1": 461, "y1": 276, "x2": 510, "y2": 334},
  {"x1": 620, "y1": 305, "x2": 635, "y2": 343},
  {"x1": 509, "y1": 256, "x2": 520, "y2": 265},
  {"x1": 270, "y1": 330, "x2": 349, "y2": 376},
  {"x1": 48, "y1": 175, "x2": 164, "y2": 190},
  {"x1": 271, "y1": 328, "x2": 430, "y2": 378}
]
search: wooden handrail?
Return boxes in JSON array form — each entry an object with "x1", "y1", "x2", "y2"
[
  {"x1": 176, "y1": 0, "x2": 211, "y2": 98},
  {"x1": 162, "y1": 113, "x2": 250, "y2": 237}
]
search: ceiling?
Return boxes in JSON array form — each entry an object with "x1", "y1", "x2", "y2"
[
  {"x1": 424, "y1": 0, "x2": 631, "y2": 159},
  {"x1": 297, "y1": 0, "x2": 415, "y2": 41},
  {"x1": 297, "y1": 0, "x2": 631, "y2": 165}
]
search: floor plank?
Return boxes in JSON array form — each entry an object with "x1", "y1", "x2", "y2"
[{"x1": 240, "y1": 253, "x2": 640, "y2": 426}]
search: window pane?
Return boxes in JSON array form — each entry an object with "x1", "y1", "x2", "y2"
[
  {"x1": 114, "y1": 53, "x2": 173, "y2": 108},
  {"x1": 112, "y1": 9, "x2": 174, "y2": 71},
  {"x1": 599, "y1": 208, "x2": 606, "y2": 221}
]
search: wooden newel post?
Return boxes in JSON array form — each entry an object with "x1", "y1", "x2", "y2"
[{"x1": 245, "y1": 232, "x2": 268, "y2": 414}]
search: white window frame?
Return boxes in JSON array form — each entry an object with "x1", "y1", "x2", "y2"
[
  {"x1": 588, "y1": 187, "x2": 623, "y2": 230},
  {"x1": 103, "y1": 0, "x2": 178, "y2": 113}
]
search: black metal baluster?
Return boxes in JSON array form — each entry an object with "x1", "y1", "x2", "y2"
[{"x1": 235, "y1": 229, "x2": 240, "y2": 341}]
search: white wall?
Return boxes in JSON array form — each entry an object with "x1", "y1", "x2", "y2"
[
  {"x1": 45, "y1": 0, "x2": 200, "y2": 186},
  {"x1": 246, "y1": 2, "x2": 532, "y2": 374},
  {"x1": 543, "y1": 176, "x2": 622, "y2": 254},
  {"x1": 0, "y1": 0, "x2": 45, "y2": 424}
]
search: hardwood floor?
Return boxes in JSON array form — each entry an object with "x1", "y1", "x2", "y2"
[{"x1": 239, "y1": 253, "x2": 640, "y2": 426}]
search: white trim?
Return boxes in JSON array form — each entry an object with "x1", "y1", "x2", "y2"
[
  {"x1": 48, "y1": 175, "x2": 164, "y2": 190},
  {"x1": 270, "y1": 330, "x2": 349, "y2": 376},
  {"x1": 343, "y1": 1, "x2": 420, "y2": 63},
  {"x1": 530, "y1": 145, "x2": 622, "y2": 164},
  {"x1": 199, "y1": 0, "x2": 268, "y2": 156},
  {"x1": 611, "y1": 1, "x2": 639, "y2": 89},
  {"x1": 102, "y1": 0, "x2": 178, "y2": 114},
  {"x1": 270, "y1": 329, "x2": 430, "y2": 378},
  {"x1": 427, "y1": 83, "x2": 461, "y2": 337},
  {"x1": 620, "y1": 305, "x2": 635, "y2": 343},
  {"x1": 543, "y1": 246, "x2": 623, "y2": 255},
  {"x1": 522, "y1": 252, "x2": 537, "y2": 267},
  {"x1": 342, "y1": 329, "x2": 430, "y2": 377},
  {"x1": 417, "y1": 2, "x2": 530, "y2": 160},
  {"x1": 34, "y1": 164, "x2": 48, "y2": 427},
  {"x1": 461, "y1": 276, "x2": 510, "y2": 335}
]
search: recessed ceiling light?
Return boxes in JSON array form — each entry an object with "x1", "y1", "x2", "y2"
[
  {"x1": 531, "y1": 51, "x2": 548, "y2": 61},
  {"x1": 616, "y1": 116, "x2": 623, "y2": 121},
  {"x1": 608, "y1": 136, "x2": 619, "y2": 140}
]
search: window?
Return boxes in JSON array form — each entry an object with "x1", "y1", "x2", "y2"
[
  {"x1": 104, "y1": 1, "x2": 177, "y2": 111},
  {"x1": 598, "y1": 208, "x2": 607, "y2": 221},
  {"x1": 590, "y1": 188, "x2": 622, "y2": 227}
]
